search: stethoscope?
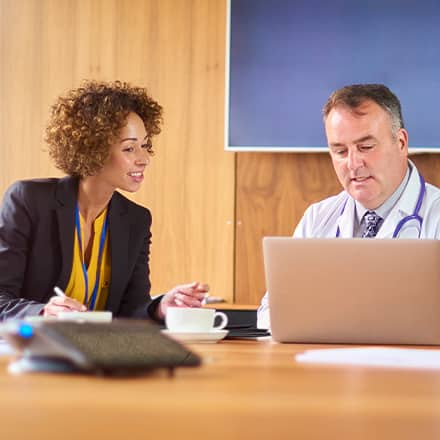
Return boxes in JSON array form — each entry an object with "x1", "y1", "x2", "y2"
[{"x1": 335, "y1": 172, "x2": 426, "y2": 238}]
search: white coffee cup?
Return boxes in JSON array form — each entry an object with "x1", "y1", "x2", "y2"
[{"x1": 165, "y1": 307, "x2": 228, "y2": 333}]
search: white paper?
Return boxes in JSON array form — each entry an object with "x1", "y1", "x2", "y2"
[{"x1": 296, "y1": 347, "x2": 440, "y2": 370}]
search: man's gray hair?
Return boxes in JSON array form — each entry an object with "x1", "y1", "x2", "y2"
[{"x1": 323, "y1": 84, "x2": 404, "y2": 136}]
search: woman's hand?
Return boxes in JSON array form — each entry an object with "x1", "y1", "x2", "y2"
[
  {"x1": 42, "y1": 296, "x2": 87, "y2": 317},
  {"x1": 158, "y1": 281, "x2": 209, "y2": 320}
]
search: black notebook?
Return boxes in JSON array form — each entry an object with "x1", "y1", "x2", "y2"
[
  {"x1": 225, "y1": 325, "x2": 271, "y2": 339},
  {"x1": 1, "y1": 319, "x2": 201, "y2": 375}
]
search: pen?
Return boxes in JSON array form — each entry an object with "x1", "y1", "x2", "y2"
[
  {"x1": 203, "y1": 296, "x2": 226, "y2": 305},
  {"x1": 53, "y1": 286, "x2": 67, "y2": 298}
]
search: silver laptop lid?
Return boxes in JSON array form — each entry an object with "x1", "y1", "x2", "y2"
[{"x1": 263, "y1": 237, "x2": 440, "y2": 345}]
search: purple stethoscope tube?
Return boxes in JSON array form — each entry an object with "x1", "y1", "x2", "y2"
[{"x1": 335, "y1": 173, "x2": 425, "y2": 238}]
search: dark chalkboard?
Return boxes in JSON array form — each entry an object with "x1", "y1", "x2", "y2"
[{"x1": 225, "y1": 0, "x2": 440, "y2": 152}]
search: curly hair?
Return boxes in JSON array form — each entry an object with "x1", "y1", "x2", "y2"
[{"x1": 45, "y1": 80, "x2": 163, "y2": 177}]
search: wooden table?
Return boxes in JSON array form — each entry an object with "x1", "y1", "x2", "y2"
[{"x1": 1, "y1": 339, "x2": 440, "y2": 439}]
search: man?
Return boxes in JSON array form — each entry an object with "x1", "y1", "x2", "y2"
[{"x1": 257, "y1": 83, "x2": 440, "y2": 329}]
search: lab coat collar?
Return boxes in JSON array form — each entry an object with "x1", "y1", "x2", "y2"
[
  {"x1": 336, "y1": 195, "x2": 356, "y2": 238},
  {"x1": 376, "y1": 160, "x2": 422, "y2": 238},
  {"x1": 394, "y1": 160, "x2": 421, "y2": 217}
]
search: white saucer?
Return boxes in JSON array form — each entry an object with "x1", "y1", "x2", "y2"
[{"x1": 161, "y1": 329, "x2": 228, "y2": 343}]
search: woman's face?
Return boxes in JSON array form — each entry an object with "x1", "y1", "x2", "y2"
[{"x1": 95, "y1": 112, "x2": 151, "y2": 193}]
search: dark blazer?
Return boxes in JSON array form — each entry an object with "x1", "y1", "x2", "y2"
[{"x1": 0, "y1": 176, "x2": 160, "y2": 321}]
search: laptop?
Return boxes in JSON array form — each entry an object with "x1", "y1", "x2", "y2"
[{"x1": 263, "y1": 237, "x2": 440, "y2": 345}]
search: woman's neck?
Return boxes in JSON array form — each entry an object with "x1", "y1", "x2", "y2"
[{"x1": 77, "y1": 177, "x2": 114, "y2": 223}]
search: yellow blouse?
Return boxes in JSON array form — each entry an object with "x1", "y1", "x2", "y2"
[{"x1": 65, "y1": 208, "x2": 111, "y2": 310}]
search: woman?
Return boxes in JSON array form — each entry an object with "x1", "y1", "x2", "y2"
[{"x1": 0, "y1": 80, "x2": 207, "y2": 321}]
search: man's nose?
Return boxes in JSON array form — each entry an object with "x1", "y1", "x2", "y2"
[{"x1": 347, "y1": 149, "x2": 363, "y2": 170}]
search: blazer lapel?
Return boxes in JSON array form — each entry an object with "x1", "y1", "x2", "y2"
[
  {"x1": 54, "y1": 176, "x2": 78, "y2": 289},
  {"x1": 105, "y1": 192, "x2": 129, "y2": 312}
]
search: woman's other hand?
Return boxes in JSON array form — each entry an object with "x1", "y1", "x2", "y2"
[{"x1": 158, "y1": 281, "x2": 209, "y2": 319}]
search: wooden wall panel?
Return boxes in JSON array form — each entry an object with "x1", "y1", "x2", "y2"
[
  {"x1": 3, "y1": 0, "x2": 440, "y2": 307},
  {"x1": 411, "y1": 155, "x2": 440, "y2": 185},
  {"x1": 0, "y1": 0, "x2": 234, "y2": 301},
  {"x1": 235, "y1": 153, "x2": 440, "y2": 305}
]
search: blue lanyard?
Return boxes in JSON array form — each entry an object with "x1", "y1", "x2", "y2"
[{"x1": 74, "y1": 204, "x2": 109, "y2": 309}]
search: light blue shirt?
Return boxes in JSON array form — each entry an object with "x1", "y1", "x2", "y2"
[{"x1": 353, "y1": 166, "x2": 411, "y2": 237}]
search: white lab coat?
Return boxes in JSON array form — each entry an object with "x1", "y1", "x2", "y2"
[{"x1": 257, "y1": 161, "x2": 440, "y2": 329}]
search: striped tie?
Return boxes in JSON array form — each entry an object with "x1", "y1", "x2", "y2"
[{"x1": 362, "y1": 211, "x2": 382, "y2": 238}]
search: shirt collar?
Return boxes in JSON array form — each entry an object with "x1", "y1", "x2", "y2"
[{"x1": 355, "y1": 164, "x2": 411, "y2": 223}]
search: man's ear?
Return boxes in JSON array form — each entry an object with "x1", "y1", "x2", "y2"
[{"x1": 397, "y1": 128, "x2": 409, "y2": 155}]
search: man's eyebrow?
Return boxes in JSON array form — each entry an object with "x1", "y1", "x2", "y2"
[
  {"x1": 329, "y1": 142, "x2": 346, "y2": 148},
  {"x1": 329, "y1": 135, "x2": 376, "y2": 148},
  {"x1": 353, "y1": 135, "x2": 376, "y2": 144}
]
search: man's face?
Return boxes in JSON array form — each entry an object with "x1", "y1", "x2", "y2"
[{"x1": 325, "y1": 100, "x2": 408, "y2": 210}]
